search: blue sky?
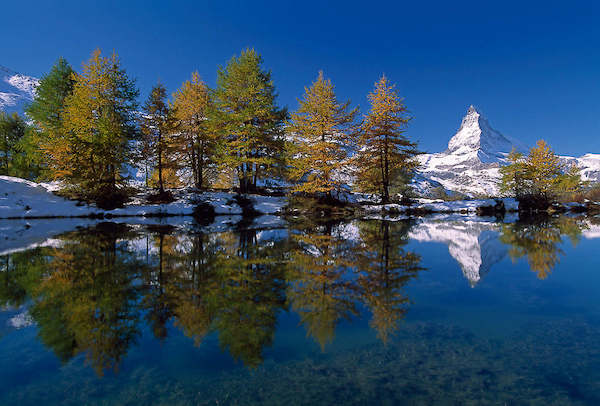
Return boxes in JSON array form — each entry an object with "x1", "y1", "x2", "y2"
[{"x1": 2, "y1": 0, "x2": 599, "y2": 155}]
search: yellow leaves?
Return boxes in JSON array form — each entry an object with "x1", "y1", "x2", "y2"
[
  {"x1": 46, "y1": 48, "x2": 138, "y2": 196},
  {"x1": 287, "y1": 71, "x2": 357, "y2": 195},
  {"x1": 500, "y1": 140, "x2": 582, "y2": 204},
  {"x1": 354, "y1": 75, "x2": 416, "y2": 201},
  {"x1": 172, "y1": 71, "x2": 211, "y2": 127}
]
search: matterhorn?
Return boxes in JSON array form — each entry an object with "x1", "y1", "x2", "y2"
[{"x1": 417, "y1": 105, "x2": 600, "y2": 197}]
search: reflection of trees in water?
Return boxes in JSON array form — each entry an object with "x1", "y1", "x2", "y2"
[
  {"x1": 31, "y1": 223, "x2": 142, "y2": 376},
  {"x1": 286, "y1": 221, "x2": 359, "y2": 349},
  {"x1": 355, "y1": 220, "x2": 423, "y2": 344},
  {"x1": 210, "y1": 228, "x2": 287, "y2": 367},
  {"x1": 0, "y1": 250, "x2": 46, "y2": 307},
  {"x1": 500, "y1": 216, "x2": 585, "y2": 279},
  {"x1": 286, "y1": 219, "x2": 424, "y2": 348},
  {"x1": 0, "y1": 218, "x2": 424, "y2": 372},
  {"x1": 140, "y1": 227, "x2": 288, "y2": 367}
]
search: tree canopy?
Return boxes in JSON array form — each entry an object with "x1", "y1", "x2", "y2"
[
  {"x1": 353, "y1": 75, "x2": 419, "y2": 203},
  {"x1": 287, "y1": 71, "x2": 358, "y2": 199},
  {"x1": 211, "y1": 48, "x2": 287, "y2": 193},
  {"x1": 500, "y1": 140, "x2": 583, "y2": 209}
]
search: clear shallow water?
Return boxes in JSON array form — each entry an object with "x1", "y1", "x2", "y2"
[{"x1": 1, "y1": 216, "x2": 600, "y2": 405}]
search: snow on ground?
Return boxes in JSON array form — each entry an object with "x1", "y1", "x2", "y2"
[
  {"x1": 1, "y1": 176, "x2": 517, "y2": 222},
  {"x1": 1, "y1": 176, "x2": 98, "y2": 218},
  {"x1": 0, "y1": 176, "x2": 287, "y2": 219},
  {"x1": 362, "y1": 198, "x2": 518, "y2": 217}
]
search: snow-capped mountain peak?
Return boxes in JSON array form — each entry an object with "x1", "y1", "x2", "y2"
[
  {"x1": 0, "y1": 65, "x2": 38, "y2": 115},
  {"x1": 447, "y1": 105, "x2": 520, "y2": 162},
  {"x1": 416, "y1": 105, "x2": 600, "y2": 197},
  {"x1": 417, "y1": 106, "x2": 525, "y2": 196}
]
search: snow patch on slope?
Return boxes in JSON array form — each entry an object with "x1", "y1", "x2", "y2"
[
  {"x1": 417, "y1": 106, "x2": 524, "y2": 197},
  {"x1": 0, "y1": 65, "x2": 38, "y2": 115}
]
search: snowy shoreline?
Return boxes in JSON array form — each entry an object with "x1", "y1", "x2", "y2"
[
  {"x1": 1, "y1": 175, "x2": 521, "y2": 221},
  {"x1": 3, "y1": 175, "x2": 597, "y2": 222}
]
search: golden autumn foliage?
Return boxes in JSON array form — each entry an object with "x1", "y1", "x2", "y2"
[
  {"x1": 354, "y1": 75, "x2": 419, "y2": 203},
  {"x1": 287, "y1": 71, "x2": 358, "y2": 198},
  {"x1": 54, "y1": 49, "x2": 139, "y2": 206},
  {"x1": 171, "y1": 72, "x2": 217, "y2": 188},
  {"x1": 500, "y1": 140, "x2": 583, "y2": 208}
]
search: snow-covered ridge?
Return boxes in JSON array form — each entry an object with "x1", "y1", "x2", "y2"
[
  {"x1": 417, "y1": 106, "x2": 600, "y2": 197},
  {"x1": 0, "y1": 65, "x2": 38, "y2": 115},
  {"x1": 446, "y1": 105, "x2": 523, "y2": 162}
]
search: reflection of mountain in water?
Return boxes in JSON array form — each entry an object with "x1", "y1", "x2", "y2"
[{"x1": 409, "y1": 221, "x2": 506, "y2": 286}]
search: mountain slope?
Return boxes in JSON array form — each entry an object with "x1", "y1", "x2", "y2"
[
  {"x1": 417, "y1": 106, "x2": 526, "y2": 197},
  {"x1": 0, "y1": 65, "x2": 38, "y2": 115},
  {"x1": 418, "y1": 106, "x2": 600, "y2": 197}
]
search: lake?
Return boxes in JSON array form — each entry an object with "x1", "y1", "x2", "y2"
[{"x1": 1, "y1": 214, "x2": 600, "y2": 405}]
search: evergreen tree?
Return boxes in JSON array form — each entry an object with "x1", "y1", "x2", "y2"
[
  {"x1": 60, "y1": 49, "x2": 139, "y2": 207},
  {"x1": 212, "y1": 49, "x2": 287, "y2": 193},
  {"x1": 0, "y1": 112, "x2": 27, "y2": 175},
  {"x1": 140, "y1": 81, "x2": 172, "y2": 193},
  {"x1": 354, "y1": 75, "x2": 418, "y2": 203},
  {"x1": 171, "y1": 72, "x2": 216, "y2": 188},
  {"x1": 287, "y1": 71, "x2": 358, "y2": 200},
  {"x1": 27, "y1": 57, "x2": 75, "y2": 136},
  {"x1": 26, "y1": 57, "x2": 75, "y2": 179}
]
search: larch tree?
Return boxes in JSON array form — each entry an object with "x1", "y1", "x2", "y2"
[
  {"x1": 287, "y1": 71, "x2": 358, "y2": 200},
  {"x1": 212, "y1": 49, "x2": 287, "y2": 193},
  {"x1": 499, "y1": 149, "x2": 527, "y2": 199},
  {"x1": 354, "y1": 75, "x2": 418, "y2": 203},
  {"x1": 171, "y1": 72, "x2": 216, "y2": 189},
  {"x1": 140, "y1": 81, "x2": 173, "y2": 193},
  {"x1": 500, "y1": 140, "x2": 582, "y2": 208},
  {"x1": 60, "y1": 49, "x2": 139, "y2": 207}
]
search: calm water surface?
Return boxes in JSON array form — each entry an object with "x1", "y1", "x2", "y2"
[{"x1": 1, "y1": 215, "x2": 600, "y2": 405}]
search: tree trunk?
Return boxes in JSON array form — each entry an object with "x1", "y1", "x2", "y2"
[
  {"x1": 157, "y1": 131, "x2": 164, "y2": 193},
  {"x1": 197, "y1": 147, "x2": 204, "y2": 189},
  {"x1": 384, "y1": 138, "x2": 390, "y2": 203}
]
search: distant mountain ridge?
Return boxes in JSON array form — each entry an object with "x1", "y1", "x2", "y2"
[
  {"x1": 416, "y1": 106, "x2": 600, "y2": 197},
  {"x1": 0, "y1": 65, "x2": 38, "y2": 115}
]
